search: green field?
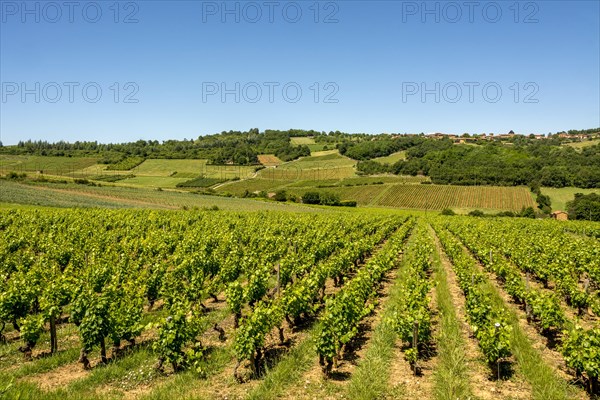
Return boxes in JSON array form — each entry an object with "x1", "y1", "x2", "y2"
[
  {"x1": 78, "y1": 164, "x2": 135, "y2": 177},
  {"x1": 0, "y1": 155, "x2": 100, "y2": 175},
  {"x1": 562, "y1": 139, "x2": 600, "y2": 149},
  {"x1": 285, "y1": 184, "x2": 389, "y2": 205},
  {"x1": 0, "y1": 156, "x2": 259, "y2": 189},
  {"x1": 216, "y1": 178, "x2": 289, "y2": 196},
  {"x1": 542, "y1": 187, "x2": 600, "y2": 211},
  {"x1": 0, "y1": 180, "x2": 320, "y2": 212},
  {"x1": 290, "y1": 136, "x2": 316, "y2": 145},
  {"x1": 256, "y1": 152, "x2": 356, "y2": 181},
  {"x1": 372, "y1": 151, "x2": 406, "y2": 164},
  {"x1": 289, "y1": 137, "x2": 338, "y2": 152},
  {"x1": 309, "y1": 149, "x2": 339, "y2": 157},
  {"x1": 107, "y1": 160, "x2": 256, "y2": 188},
  {"x1": 117, "y1": 176, "x2": 190, "y2": 188},
  {"x1": 131, "y1": 159, "x2": 208, "y2": 176}
]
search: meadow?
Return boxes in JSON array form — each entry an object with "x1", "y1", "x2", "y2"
[
  {"x1": 542, "y1": 187, "x2": 600, "y2": 211},
  {"x1": 372, "y1": 151, "x2": 407, "y2": 164}
]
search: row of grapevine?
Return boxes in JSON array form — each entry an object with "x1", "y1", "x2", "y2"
[
  {"x1": 441, "y1": 218, "x2": 600, "y2": 315},
  {"x1": 315, "y1": 219, "x2": 415, "y2": 374},
  {"x1": 142, "y1": 214, "x2": 403, "y2": 373},
  {"x1": 0, "y1": 209, "x2": 401, "y2": 372},
  {"x1": 233, "y1": 217, "x2": 409, "y2": 377},
  {"x1": 440, "y1": 217, "x2": 600, "y2": 392},
  {"x1": 387, "y1": 222, "x2": 434, "y2": 371},
  {"x1": 431, "y1": 223, "x2": 513, "y2": 368},
  {"x1": 442, "y1": 220, "x2": 566, "y2": 336}
]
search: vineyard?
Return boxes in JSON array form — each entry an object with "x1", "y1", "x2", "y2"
[
  {"x1": 376, "y1": 184, "x2": 536, "y2": 211},
  {"x1": 0, "y1": 208, "x2": 599, "y2": 400}
]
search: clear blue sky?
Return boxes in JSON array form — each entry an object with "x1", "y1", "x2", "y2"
[{"x1": 1, "y1": 0, "x2": 599, "y2": 145}]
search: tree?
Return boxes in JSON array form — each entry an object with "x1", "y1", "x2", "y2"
[
  {"x1": 273, "y1": 191, "x2": 287, "y2": 202},
  {"x1": 302, "y1": 192, "x2": 321, "y2": 205},
  {"x1": 519, "y1": 206, "x2": 536, "y2": 219},
  {"x1": 540, "y1": 166, "x2": 570, "y2": 188},
  {"x1": 536, "y1": 193, "x2": 552, "y2": 214},
  {"x1": 319, "y1": 192, "x2": 340, "y2": 206},
  {"x1": 567, "y1": 193, "x2": 600, "y2": 221}
]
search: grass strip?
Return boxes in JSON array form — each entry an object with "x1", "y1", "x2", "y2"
[{"x1": 430, "y1": 239, "x2": 473, "y2": 400}]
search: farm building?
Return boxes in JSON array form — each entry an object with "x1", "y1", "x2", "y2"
[{"x1": 551, "y1": 210, "x2": 569, "y2": 221}]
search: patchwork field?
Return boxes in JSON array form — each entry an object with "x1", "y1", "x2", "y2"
[
  {"x1": 0, "y1": 180, "x2": 319, "y2": 212},
  {"x1": 256, "y1": 152, "x2": 357, "y2": 180},
  {"x1": 542, "y1": 187, "x2": 600, "y2": 211},
  {"x1": 372, "y1": 151, "x2": 407, "y2": 164},
  {"x1": 0, "y1": 155, "x2": 100, "y2": 175}
]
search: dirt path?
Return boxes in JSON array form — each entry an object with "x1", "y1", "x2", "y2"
[{"x1": 431, "y1": 229, "x2": 531, "y2": 400}]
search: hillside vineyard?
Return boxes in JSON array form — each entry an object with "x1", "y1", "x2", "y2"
[{"x1": 1, "y1": 209, "x2": 599, "y2": 399}]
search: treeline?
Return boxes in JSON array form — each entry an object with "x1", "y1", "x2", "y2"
[
  {"x1": 3, "y1": 128, "x2": 599, "y2": 185},
  {"x1": 339, "y1": 128, "x2": 599, "y2": 163},
  {"x1": 553, "y1": 128, "x2": 600, "y2": 136},
  {"x1": 338, "y1": 136, "x2": 424, "y2": 160},
  {"x1": 357, "y1": 140, "x2": 600, "y2": 188},
  {"x1": 567, "y1": 193, "x2": 600, "y2": 221},
  {"x1": 1, "y1": 129, "x2": 318, "y2": 165}
]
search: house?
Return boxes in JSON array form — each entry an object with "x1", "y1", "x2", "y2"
[{"x1": 551, "y1": 210, "x2": 569, "y2": 221}]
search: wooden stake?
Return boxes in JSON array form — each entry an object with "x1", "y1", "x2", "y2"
[
  {"x1": 495, "y1": 323, "x2": 500, "y2": 381},
  {"x1": 276, "y1": 263, "x2": 280, "y2": 298},
  {"x1": 50, "y1": 315, "x2": 57, "y2": 354},
  {"x1": 525, "y1": 273, "x2": 532, "y2": 319},
  {"x1": 413, "y1": 321, "x2": 419, "y2": 375}
]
